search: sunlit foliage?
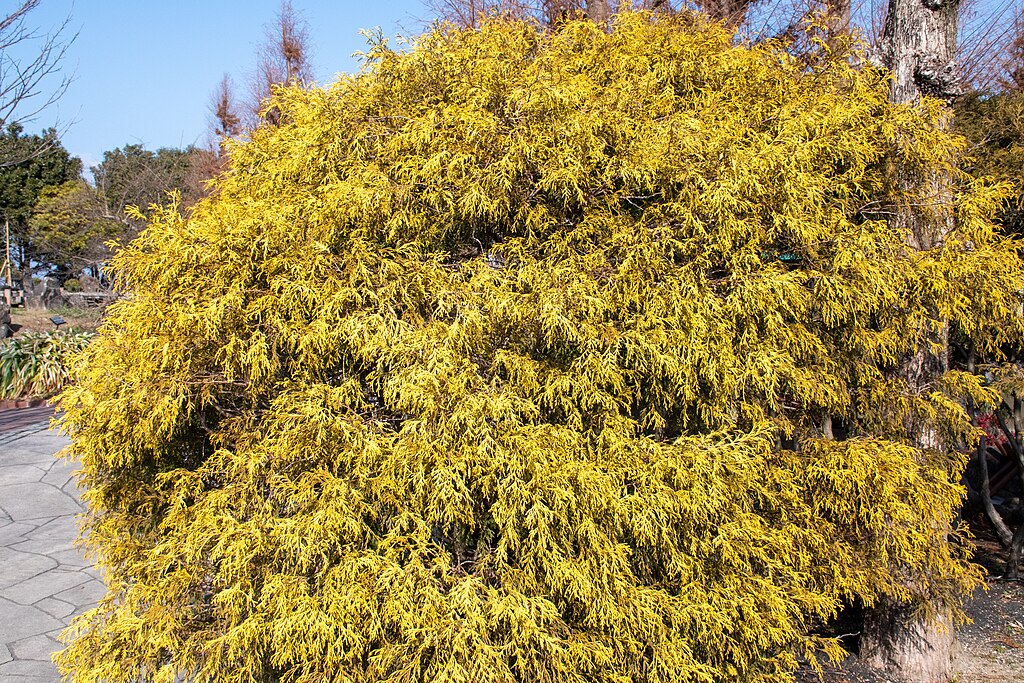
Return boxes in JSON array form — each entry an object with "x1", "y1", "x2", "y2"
[
  {"x1": 956, "y1": 89, "x2": 1024, "y2": 237},
  {"x1": 57, "y1": 13, "x2": 1022, "y2": 683}
]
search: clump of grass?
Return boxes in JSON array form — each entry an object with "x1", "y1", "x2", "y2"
[{"x1": 0, "y1": 331, "x2": 94, "y2": 400}]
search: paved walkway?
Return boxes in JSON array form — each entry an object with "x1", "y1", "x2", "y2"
[
  {"x1": 0, "y1": 413, "x2": 103, "y2": 682},
  {"x1": 0, "y1": 406, "x2": 57, "y2": 437}
]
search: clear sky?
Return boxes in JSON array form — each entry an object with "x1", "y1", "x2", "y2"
[
  {"x1": 20, "y1": 0, "x2": 430, "y2": 172},
  {"x1": 15, "y1": 0, "x2": 1020, "y2": 173}
]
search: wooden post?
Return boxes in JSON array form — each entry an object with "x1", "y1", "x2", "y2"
[{"x1": 3, "y1": 220, "x2": 11, "y2": 307}]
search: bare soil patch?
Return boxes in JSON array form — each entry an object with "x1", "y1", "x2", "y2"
[{"x1": 8, "y1": 306, "x2": 104, "y2": 335}]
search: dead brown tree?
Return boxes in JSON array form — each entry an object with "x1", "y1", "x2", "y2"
[
  {"x1": 211, "y1": 74, "x2": 242, "y2": 139},
  {"x1": 248, "y1": 1, "x2": 313, "y2": 126}
]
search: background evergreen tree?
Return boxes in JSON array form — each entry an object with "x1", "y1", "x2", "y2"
[{"x1": 0, "y1": 123, "x2": 81, "y2": 272}]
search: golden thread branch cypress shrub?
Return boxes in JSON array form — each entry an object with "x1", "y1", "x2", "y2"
[{"x1": 57, "y1": 13, "x2": 1022, "y2": 683}]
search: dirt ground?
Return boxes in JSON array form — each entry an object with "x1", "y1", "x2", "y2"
[
  {"x1": 796, "y1": 530, "x2": 1024, "y2": 683},
  {"x1": 7, "y1": 305, "x2": 105, "y2": 334}
]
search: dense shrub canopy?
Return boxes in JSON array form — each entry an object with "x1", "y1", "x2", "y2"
[
  {"x1": 956, "y1": 89, "x2": 1024, "y2": 238},
  {"x1": 58, "y1": 13, "x2": 1022, "y2": 683}
]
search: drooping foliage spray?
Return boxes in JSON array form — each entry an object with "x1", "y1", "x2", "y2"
[{"x1": 57, "y1": 13, "x2": 1022, "y2": 683}]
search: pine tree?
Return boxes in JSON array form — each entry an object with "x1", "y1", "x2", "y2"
[{"x1": 57, "y1": 13, "x2": 1022, "y2": 683}]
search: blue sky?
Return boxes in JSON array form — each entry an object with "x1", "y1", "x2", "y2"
[
  {"x1": 15, "y1": 0, "x2": 1020, "y2": 173},
  {"x1": 20, "y1": 1, "x2": 428, "y2": 171}
]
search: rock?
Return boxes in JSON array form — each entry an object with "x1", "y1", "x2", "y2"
[
  {"x1": 78, "y1": 274, "x2": 101, "y2": 292},
  {"x1": 40, "y1": 278, "x2": 66, "y2": 310},
  {"x1": 24, "y1": 290, "x2": 43, "y2": 310}
]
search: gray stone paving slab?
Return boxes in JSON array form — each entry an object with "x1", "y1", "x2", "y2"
[
  {"x1": 0, "y1": 465, "x2": 46, "y2": 487},
  {"x1": 0, "y1": 657, "x2": 61, "y2": 676},
  {"x1": 0, "y1": 522, "x2": 35, "y2": 547},
  {"x1": 0, "y1": 548, "x2": 57, "y2": 590},
  {"x1": 0, "y1": 598, "x2": 62, "y2": 643},
  {"x1": 26, "y1": 518, "x2": 77, "y2": 542},
  {"x1": 9, "y1": 634, "x2": 61, "y2": 662},
  {"x1": 9, "y1": 536, "x2": 76, "y2": 558},
  {"x1": 0, "y1": 426, "x2": 100, "y2": 682},
  {"x1": 0, "y1": 484, "x2": 81, "y2": 521},
  {"x1": 53, "y1": 576, "x2": 104, "y2": 611},
  {"x1": 2, "y1": 569, "x2": 91, "y2": 606},
  {"x1": 47, "y1": 550, "x2": 91, "y2": 570},
  {"x1": 39, "y1": 462, "x2": 74, "y2": 489},
  {"x1": 23, "y1": 518, "x2": 78, "y2": 542},
  {"x1": 0, "y1": 447, "x2": 58, "y2": 468},
  {"x1": 10, "y1": 521, "x2": 76, "y2": 551},
  {"x1": 8, "y1": 432, "x2": 68, "y2": 450},
  {"x1": 33, "y1": 598, "x2": 74, "y2": 621}
]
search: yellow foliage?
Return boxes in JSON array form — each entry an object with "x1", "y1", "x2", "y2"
[{"x1": 56, "y1": 12, "x2": 1022, "y2": 683}]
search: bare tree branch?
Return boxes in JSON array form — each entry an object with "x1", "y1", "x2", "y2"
[
  {"x1": 0, "y1": 0, "x2": 76, "y2": 166},
  {"x1": 0, "y1": 0, "x2": 74, "y2": 126},
  {"x1": 248, "y1": 1, "x2": 313, "y2": 127}
]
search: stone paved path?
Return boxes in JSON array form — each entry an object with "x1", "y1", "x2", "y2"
[
  {"x1": 0, "y1": 407, "x2": 55, "y2": 436},
  {"x1": 0, "y1": 417, "x2": 103, "y2": 682}
]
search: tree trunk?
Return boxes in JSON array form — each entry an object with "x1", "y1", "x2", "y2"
[
  {"x1": 826, "y1": 0, "x2": 851, "y2": 42},
  {"x1": 861, "y1": 605, "x2": 955, "y2": 682},
  {"x1": 1009, "y1": 522, "x2": 1024, "y2": 580},
  {"x1": 978, "y1": 438, "x2": 1015, "y2": 547},
  {"x1": 878, "y1": 0, "x2": 960, "y2": 106},
  {"x1": 829, "y1": 0, "x2": 850, "y2": 31},
  {"x1": 696, "y1": 0, "x2": 753, "y2": 27},
  {"x1": 586, "y1": 0, "x2": 611, "y2": 25},
  {"x1": 861, "y1": 1, "x2": 962, "y2": 681},
  {"x1": 543, "y1": 0, "x2": 574, "y2": 27}
]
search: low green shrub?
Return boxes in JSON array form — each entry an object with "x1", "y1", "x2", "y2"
[
  {"x1": 0, "y1": 331, "x2": 94, "y2": 400},
  {"x1": 62, "y1": 278, "x2": 82, "y2": 292}
]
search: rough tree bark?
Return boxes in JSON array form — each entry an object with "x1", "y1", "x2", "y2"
[
  {"x1": 586, "y1": 0, "x2": 612, "y2": 25},
  {"x1": 826, "y1": 0, "x2": 851, "y2": 40},
  {"x1": 1010, "y1": 522, "x2": 1024, "y2": 580},
  {"x1": 543, "y1": 0, "x2": 574, "y2": 26},
  {"x1": 878, "y1": 0, "x2": 959, "y2": 106},
  {"x1": 860, "y1": 1, "x2": 961, "y2": 682},
  {"x1": 696, "y1": 0, "x2": 755, "y2": 27}
]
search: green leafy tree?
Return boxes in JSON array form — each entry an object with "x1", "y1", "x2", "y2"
[
  {"x1": 26, "y1": 180, "x2": 119, "y2": 279},
  {"x1": 92, "y1": 144, "x2": 209, "y2": 236},
  {"x1": 0, "y1": 123, "x2": 80, "y2": 271},
  {"x1": 57, "y1": 14, "x2": 1022, "y2": 683}
]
